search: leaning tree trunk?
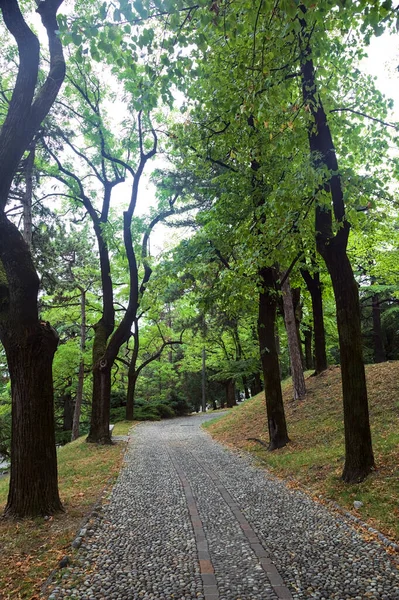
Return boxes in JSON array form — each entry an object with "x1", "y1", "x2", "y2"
[
  {"x1": 258, "y1": 267, "x2": 290, "y2": 450},
  {"x1": 299, "y1": 11, "x2": 374, "y2": 482},
  {"x1": 281, "y1": 275, "x2": 306, "y2": 400},
  {"x1": 372, "y1": 293, "x2": 386, "y2": 363},
  {"x1": 301, "y1": 267, "x2": 328, "y2": 374},
  {"x1": 126, "y1": 371, "x2": 138, "y2": 421}
]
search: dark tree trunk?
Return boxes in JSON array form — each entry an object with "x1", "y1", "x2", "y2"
[
  {"x1": 250, "y1": 372, "x2": 263, "y2": 396},
  {"x1": 22, "y1": 146, "x2": 35, "y2": 249},
  {"x1": 304, "y1": 326, "x2": 313, "y2": 371},
  {"x1": 243, "y1": 376, "x2": 250, "y2": 399},
  {"x1": 281, "y1": 275, "x2": 306, "y2": 400},
  {"x1": 299, "y1": 13, "x2": 374, "y2": 482},
  {"x1": 372, "y1": 293, "x2": 386, "y2": 363},
  {"x1": 86, "y1": 364, "x2": 112, "y2": 444},
  {"x1": 322, "y1": 244, "x2": 374, "y2": 481},
  {"x1": 291, "y1": 287, "x2": 306, "y2": 369},
  {"x1": 3, "y1": 323, "x2": 63, "y2": 517},
  {"x1": 258, "y1": 267, "x2": 289, "y2": 450},
  {"x1": 126, "y1": 371, "x2": 138, "y2": 421},
  {"x1": 62, "y1": 390, "x2": 73, "y2": 431},
  {"x1": 225, "y1": 379, "x2": 236, "y2": 408},
  {"x1": 72, "y1": 286, "x2": 86, "y2": 441},
  {"x1": 0, "y1": 0, "x2": 66, "y2": 518},
  {"x1": 301, "y1": 268, "x2": 328, "y2": 374}
]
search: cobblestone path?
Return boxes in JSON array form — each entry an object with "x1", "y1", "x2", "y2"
[{"x1": 47, "y1": 414, "x2": 399, "y2": 600}]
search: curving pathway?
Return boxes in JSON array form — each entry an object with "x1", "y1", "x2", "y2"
[{"x1": 47, "y1": 413, "x2": 399, "y2": 600}]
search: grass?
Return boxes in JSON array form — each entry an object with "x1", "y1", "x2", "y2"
[
  {"x1": 0, "y1": 426, "x2": 133, "y2": 599},
  {"x1": 205, "y1": 362, "x2": 399, "y2": 544}
]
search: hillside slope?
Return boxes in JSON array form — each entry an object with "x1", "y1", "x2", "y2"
[{"x1": 205, "y1": 362, "x2": 399, "y2": 543}]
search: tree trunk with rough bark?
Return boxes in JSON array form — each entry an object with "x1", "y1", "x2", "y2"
[
  {"x1": 292, "y1": 287, "x2": 306, "y2": 370},
  {"x1": 304, "y1": 326, "x2": 313, "y2": 371},
  {"x1": 225, "y1": 379, "x2": 236, "y2": 408},
  {"x1": 62, "y1": 389, "x2": 73, "y2": 431},
  {"x1": 301, "y1": 268, "x2": 328, "y2": 374},
  {"x1": 250, "y1": 372, "x2": 263, "y2": 396},
  {"x1": 72, "y1": 287, "x2": 86, "y2": 441},
  {"x1": 281, "y1": 275, "x2": 306, "y2": 400},
  {"x1": 299, "y1": 11, "x2": 374, "y2": 482},
  {"x1": 258, "y1": 267, "x2": 289, "y2": 450}
]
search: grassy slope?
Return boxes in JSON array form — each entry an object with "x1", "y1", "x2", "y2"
[
  {"x1": 0, "y1": 421, "x2": 134, "y2": 600},
  {"x1": 205, "y1": 362, "x2": 399, "y2": 543}
]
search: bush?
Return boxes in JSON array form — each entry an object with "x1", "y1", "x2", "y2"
[{"x1": 152, "y1": 403, "x2": 175, "y2": 419}]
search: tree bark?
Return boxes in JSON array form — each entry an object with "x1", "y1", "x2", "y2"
[
  {"x1": 303, "y1": 326, "x2": 313, "y2": 371},
  {"x1": 301, "y1": 267, "x2": 328, "y2": 374},
  {"x1": 299, "y1": 11, "x2": 374, "y2": 481},
  {"x1": 258, "y1": 267, "x2": 289, "y2": 450},
  {"x1": 243, "y1": 376, "x2": 250, "y2": 399},
  {"x1": 62, "y1": 389, "x2": 73, "y2": 431},
  {"x1": 22, "y1": 145, "x2": 35, "y2": 249},
  {"x1": 291, "y1": 286, "x2": 306, "y2": 369},
  {"x1": 2, "y1": 321, "x2": 63, "y2": 517},
  {"x1": 225, "y1": 378, "x2": 236, "y2": 408},
  {"x1": 372, "y1": 293, "x2": 386, "y2": 363},
  {"x1": 250, "y1": 372, "x2": 263, "y2": 396},
  {"x1": 72, "y1": 287, "x2": 86, "y2": 441},
  {"x1": 281, "y1": 275, "x2": 306, "y2": 400}
]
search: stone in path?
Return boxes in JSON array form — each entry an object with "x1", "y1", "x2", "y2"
[{"x1": 47, "y1": 414, "x2": 399, "y2": 600}]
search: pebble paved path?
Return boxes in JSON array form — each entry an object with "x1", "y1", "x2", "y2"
[{"x1": 47, "y1": 413, "x2": 399, "y2": 600}]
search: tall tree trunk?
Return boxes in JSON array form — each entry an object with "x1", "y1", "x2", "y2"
[
  {"x1": 250, "y1": 372, "x2": 263, "y2": 396},
  {"x1": 225, "y1": 378, "x2": 236, "y2": 408},
  {"x1": 2, "y1": 322, "x2": 63, "y2": 517},
  {"x1": 87, "y1": 321, "x2": 113, "y2": 444},
  {"x1": 87, "y1": 364, "x2": 112, "y2": 444},
  {"x1": 62, "y1": 389, "x2": 73, "y2": 431},
  {"x1": 126, "y1": 370, "x2": 138, "y2": 421},
  {"x1": 258, "y1": 267, "x2": 289, "y2": 450},
  {"x1": 281, "y1": 275, "x2": 306, "y2": 400},
  {"x1": 322, "y1": 244, "x2": 374, "y2": 481},
  {"x1": 243, "y1": 376, "x2": 250, "y2": 399},
  {"x1": 299, "y1": 12, "x2": 374, "y2": 482},
  {"x1": 372, "y1": 293, "x2": 386, "y2": 363},
  {"x1": 72, "y1": 287, "x2": 86, "y2": 441},
  {"x1": 303, "y1": 326, "x2": 313, "y2": 371},
  {"x1": 301, "y1": 267, "x2": 328, "y2": 374},
  {"x1": 291, "y1": 287, "x2": 306, "y2": 369}
]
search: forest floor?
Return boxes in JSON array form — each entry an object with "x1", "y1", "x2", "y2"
[
  {"x1": 205, "y1": 361, "x2": 399, "y2": 545},
  {"x1": 0, "y1": 421, "x2": 133, "y2": 600}
]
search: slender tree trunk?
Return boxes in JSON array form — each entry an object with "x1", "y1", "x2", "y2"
[
  {"x1": 72, "y1": 287, "x2": 86, "y2": 441},
  {"x1": 3, "y1": 324, "x2": 63, "y2": 517},
  {"x1": 304, "y1": 326, "x2": 313, "y2": 370},
  {"x1": 258, "y1": 267, "x2": 289, "y2": 450},
  {"x1": 292, "y1": 287, "x2": 306, "y2": 369},
  {"x1": 225, "y1": 378, "x2": 236, "y2": 408},
  {"x1": 281, "y1": 275, "x2": 306, "y2": 400},
  {"x1": 372, "y1": 293, "x2": 386, "y2": 363},
  {"x1": 250, "y1": 372, "x2": 263, "y2": 396},
  {"x1": 202, "y1": 347, "x2": 207, "y2": 412},
  {"x1": 126, "y1": 372, "x2": 138, "y2": 421},
  {"x1": 62, "y1": 389, "x2": 73, "y2": 431},
  {"x1": 299, "y1": 14, "x2": 374, "y2": 481},
  {"x1": 243, "y1": 376, "x2": 250, "y2": 399},
  {"x1": 301, "y1": 268, "x2": 328, "y2": 374}
]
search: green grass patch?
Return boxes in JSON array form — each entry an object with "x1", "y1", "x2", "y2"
[
  {"x1": 0, "y1": 432, "x2": 131, "y2": 599},
  {"x1": 206, "y1": 363, "x2": 399, "y2": 544}
]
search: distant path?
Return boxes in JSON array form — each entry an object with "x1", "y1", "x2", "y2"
[{"x1": 47, "y1": 414, "x2": 399, "y2": 600}]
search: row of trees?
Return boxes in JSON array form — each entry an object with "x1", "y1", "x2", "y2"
[{"x1": 0, "y1": 0, "x2": 398, "y2": 516}]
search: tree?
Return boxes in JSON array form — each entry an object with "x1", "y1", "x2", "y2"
[{"x1": 0, "y1": 0, "x2": 66, "y2": 517}]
